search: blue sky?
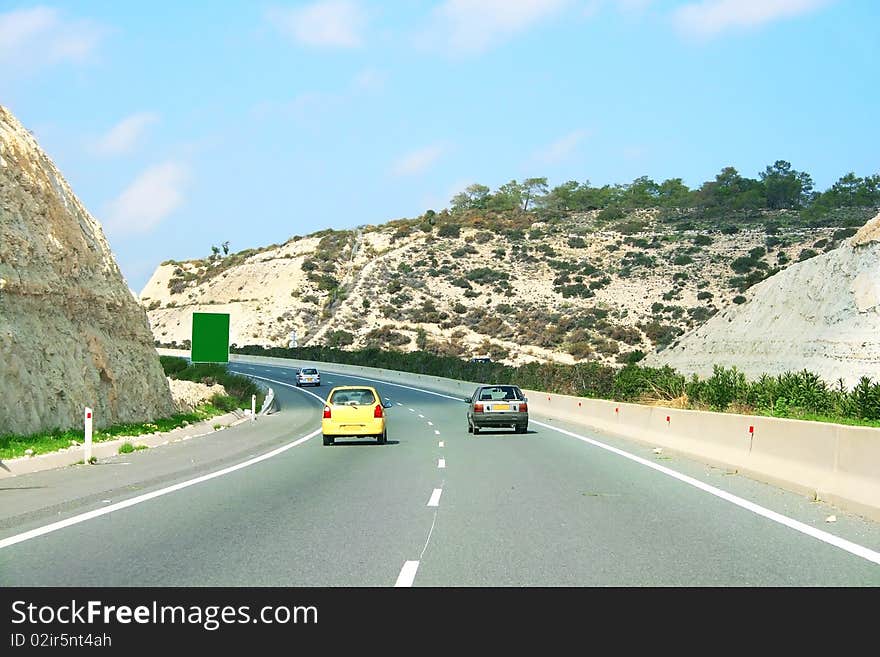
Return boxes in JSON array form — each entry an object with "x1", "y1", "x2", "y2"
[{"x1": 2, "y1": 0, "x2": 877, "y2": 292}]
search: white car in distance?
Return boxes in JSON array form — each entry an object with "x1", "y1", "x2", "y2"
[{"x1": 296, "y1": 367, "x2": 321, "y2": 387}]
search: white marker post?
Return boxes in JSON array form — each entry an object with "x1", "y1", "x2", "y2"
[
  {"x1": 84, "y1": 407, "x2": 93, "y2": 464},
  {"x1": 251, "y1": 394, "x2": 256, "y2": 420}
]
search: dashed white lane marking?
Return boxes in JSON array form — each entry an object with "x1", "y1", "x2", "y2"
[
  {"x1": 418, "y1": 414, "x2": 424, "y2": 418},
  {"x1": 409, "y1": 408, "x2": 415, "y2": 412},
  {"x1": 438, "y1": 458, "x2": 446, "y2": 469},
  {"x1": 434, "y1": 430, "x2": 440, "y2": 435},
  {"x1": 395, "y1": 561, "x2": 420, "y2": 587},
  {"x1": 427, "y1": 421, "x2": 433, "y2": 426},
  {"x1": 438, "y1": 441, "x2": 444, "y2": 447},
  {"x1": 397, "y1": 403, "x2": 403, "y2": 406},
  {"x1": 283, "y1": 365, "x2": 880, "y2": 569},
  {"x1": 427, "y1": 488, "x2": 442, "y2": 507}
]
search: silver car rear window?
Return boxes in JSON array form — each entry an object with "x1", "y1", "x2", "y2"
[
  {"x1": 477, "y1": 386, "x2": 523, "y2": 401},
  {"x1": 301, "y1": 368, "x2": 318, "y2": 375}
]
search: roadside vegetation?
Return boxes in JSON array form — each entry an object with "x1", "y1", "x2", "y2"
[
  {"x1": 0, "y1": 357, "x2": 265, "y2": 460},
  {"x1": 232, "y1": 345, "x2": 880, "y2": 428}
]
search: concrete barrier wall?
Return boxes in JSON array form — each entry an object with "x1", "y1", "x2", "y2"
[{"x1": 159, "y1": 349, "x2": 880, "y2": 521}]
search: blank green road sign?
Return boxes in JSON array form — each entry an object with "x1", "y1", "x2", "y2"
[{"x1": 191, "y1": 312, "x2": 230, "y2": 363}]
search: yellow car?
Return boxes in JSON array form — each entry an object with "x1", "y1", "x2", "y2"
[{"x1": 321, "y1": 385, "x2": 391, "y2": 446}]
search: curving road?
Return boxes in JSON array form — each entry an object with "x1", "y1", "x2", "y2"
[{"x1": 1, "y1": 359, "x2": 879, "y2": 586}]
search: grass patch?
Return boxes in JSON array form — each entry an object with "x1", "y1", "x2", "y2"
[{"x1": 0, "y1": 404, "x2": 227, "y2": 460}]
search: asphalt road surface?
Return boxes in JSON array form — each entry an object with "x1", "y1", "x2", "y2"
[{"x1": 1, "y1": 360, "x2": 879, "y2": 586}]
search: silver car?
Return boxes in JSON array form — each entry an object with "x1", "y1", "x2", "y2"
[{"x1": 464, "y1": 385, "x2": 529, "y2": 434}]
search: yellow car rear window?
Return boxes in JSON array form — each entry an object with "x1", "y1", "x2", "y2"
[{"x1": 330, "y1": 389, "x2": 376, "y2": 405}]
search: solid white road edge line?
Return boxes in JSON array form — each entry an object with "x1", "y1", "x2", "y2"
[
  {"x1": 0, "y1": 374, "x2": 326, "y2": 551},
  {"x1": 427, "y1": 488, "x2": 442, "y2": 507},
  {"x1": 395, "y1": 560, "x2": 420, "y2": 587},
  {"x1": 239, "y1": 360, "x2": 880, "y2": 567},
  {"x1": 0, "y1": 428, "x2": 320, "y2": 550},
  {"x1": 531, "y1": 419, "x2": 880, "y2": 566}
]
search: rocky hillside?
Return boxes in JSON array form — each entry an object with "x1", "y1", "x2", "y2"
[
  {"x1": 645, "y1": 212, "x2": 880, "y2": 386},
  {"x1": 0, "y1": 106, "x2": 176, "y2": 436},
  {"x1": 140, "y1": 207, "x2": 859, "y2": 367}
]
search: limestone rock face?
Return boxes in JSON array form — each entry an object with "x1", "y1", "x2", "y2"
[
  {"x1": 0, "y1": 106, "x2": 175, "y2": 435},
  {"x1": 645, "y1": 212, "x2": 880, "y2": 386}
]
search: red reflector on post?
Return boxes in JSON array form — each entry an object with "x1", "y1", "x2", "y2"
[
  {"x1": 323, "y1": 406, "x2": 331, "y2": 419},
  {"x1": 615, "y1": 407, "x2": 619, "y2": 413},
  {"x1": 86, "y1": 412, "x2": 91, "y2": 419},
  {"x1": 666, "y1": 416, "x2": 670, "y2": 423},
  {"x1": 749, "y1": 425, "x2": 754, "y2": 434}
]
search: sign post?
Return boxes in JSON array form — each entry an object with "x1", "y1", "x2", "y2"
[
  {"x1": 84, "y1": 407, "x2": 93, "y2": 464},
  {"x1": 252, "y1": 394, "x2": 256, "y2": 420}
]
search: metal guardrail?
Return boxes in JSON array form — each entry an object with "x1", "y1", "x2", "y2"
[{"x1": 259, "y1": 386, "x2": 277, "y2": 415}]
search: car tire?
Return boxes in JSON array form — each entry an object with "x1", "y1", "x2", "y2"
[
  {"x1": 472, "y1": 425, "x2": 480, "y2": 435},
  {"x1": 296, "y1": 382, "x2": 301, "y2": 387},
  {"x1": 377, "y1": 430, "x2": 387, "y2": 445},
  {"x1": 467, "y1": 422, "x2": 473, "y2": 434},
  {"x1": 322, "y1": 434, "x2": 334, "y2": 446},
  {"x1": 515, "y1": 424, "x2": 527, "y2": 434}
]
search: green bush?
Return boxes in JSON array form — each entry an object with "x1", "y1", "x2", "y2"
[
  {"x1": 326, "y1": 330, "x2": 355, "y2": 348},
  {"x1": 210, "y1": 394, "x2": 239, "y2": 412},
  {"x1": 437, "y1": 224, "x2": 461, "y2": 238},
  {"x1": 227, "y1": 345, "x2": 880, "y2": 427},
  {"x1": 466, "y1": 268, "x2": 509, "y2": 284},
  {"x1": 798, "y1": 248, "x2": 818, "y2": 262},
  {"x1": 160, "y1": 356, "x2": 189, "y2": 377}
]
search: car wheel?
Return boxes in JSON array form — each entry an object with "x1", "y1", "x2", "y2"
[
  {"x1": 322, "y1": 434, "x2": 334, "y2": 446},
  {"x1": 378, "y1": 430, "x2": 387, "y2": 445},
  {"x1": 296, "y1": 382, "x2": 301, "y2": 387},
  {"x1": 515, "y1": 424, "x2": 527, "y2": 434},
  {"x1": 472, "y1": 425, "x2": 480, "y2": 435},
  {"x1": 467, "y1": 422, "x2": 473, "y2": 434}
]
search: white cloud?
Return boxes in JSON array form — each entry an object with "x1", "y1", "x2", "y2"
[
  {"x1": 268, "y1": 0, "x2": 366, "y2": 48},
  {"x1": 424, "y1": 0, "x2": 573, "y2": 55},
  {"x1": 0, "y1": 6, "x2": 106, "y2": 71},
  {"x1": 92, "y1": 113, "x2": 159, "y2": 157},
  {"x1": 391, "y1": 144, "x2": 448, "y2": 177},
  {"x1": 352, "y1": 68, "x2": 386, "y2": 92},
  {"x1": 673, "y1": 0, "x2": 832, "y2": 39},
  {"x1": 535, "y1": 129, "x2": 590, "y2": 165},
  {"x1": 105, "y1": 162, "x2": 189, "y2": 237}
]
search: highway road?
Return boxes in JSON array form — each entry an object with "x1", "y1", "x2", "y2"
[{"x1": 1, "y1": 359, "x2": 879, "y2": 586}]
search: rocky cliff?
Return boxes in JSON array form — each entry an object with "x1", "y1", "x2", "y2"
[
  {"x1": 141, "y1": 211, "x2": 841, "y2": 367},
  {"x1": 645, "y1": 212, "x2": 880, "y2": 386},
  {"x1": 0, "y1": 106, "x2": 176, "y2": 436}
]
